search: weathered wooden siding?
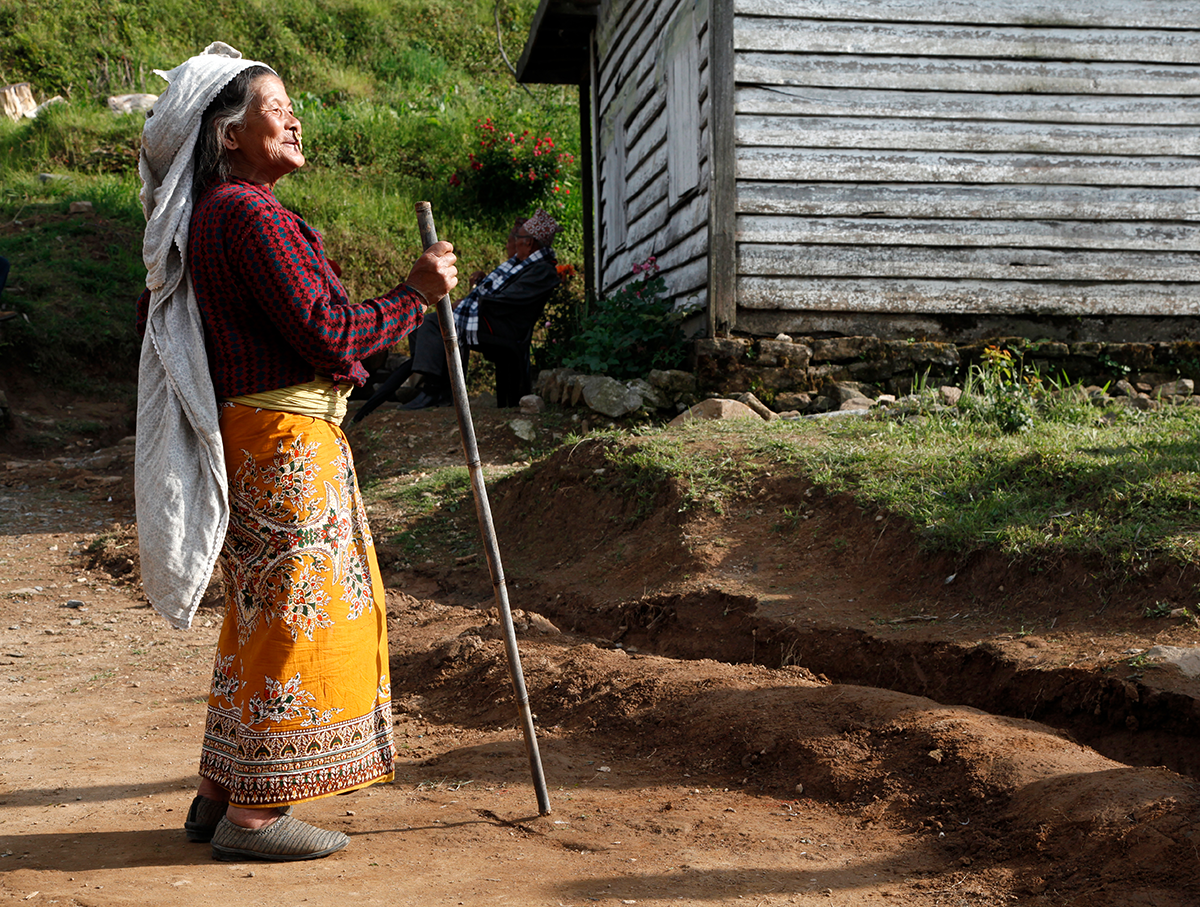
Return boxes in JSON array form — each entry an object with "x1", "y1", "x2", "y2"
[
  {"x1": 596, "y1": 0, "x2": 712, "y2": 311},
  {"x1": 731, "y1": 0, "x2": 1200, "y2": 334}
]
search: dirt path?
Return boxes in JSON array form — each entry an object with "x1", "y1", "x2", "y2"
[{"x1": 3, "y1": 398, "x2": 1200, "y2": 906}]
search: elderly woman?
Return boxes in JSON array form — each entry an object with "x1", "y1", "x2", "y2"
[{"x1": 135, "y1": 44, "x2": 456, "y2": 862}]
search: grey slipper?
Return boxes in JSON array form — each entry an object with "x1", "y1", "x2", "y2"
[
  {"x1": 184, "y1": 794, "x2": 227, "y2": 843},
  {"x1": 211, "y1": 814, "x2": 349, "y2": 862},
  {"x1": 185, "y1": 796, "x2": 293, "y2": 842}
]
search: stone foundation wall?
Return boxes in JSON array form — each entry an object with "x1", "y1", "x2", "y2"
[{"x1": 691, "y1": 335, "x2": 1200, "y2": 411}]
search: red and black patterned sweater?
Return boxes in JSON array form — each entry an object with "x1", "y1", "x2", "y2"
[{"x1": 136, "y1": 179, "x2": 424, "y2": 397}]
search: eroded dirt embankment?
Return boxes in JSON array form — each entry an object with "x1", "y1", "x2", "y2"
[{"x1": 460, "y1": 438, "x2": 1200, "y2": 782}]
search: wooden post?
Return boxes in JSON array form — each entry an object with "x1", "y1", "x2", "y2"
[
  {"x1": 707, "y1": 0, "x2": 737, "y2": 337},
  {"x1": 413, "y1": 201, "x2": 552, "y2": 817}
]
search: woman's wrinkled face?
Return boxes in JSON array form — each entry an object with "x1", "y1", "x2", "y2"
[{"x1": 224, "y1": 74, "x2": 304, "y2": 187}]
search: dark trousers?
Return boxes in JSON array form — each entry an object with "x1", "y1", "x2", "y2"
[
  {"x1": 409, "y1": 308, "x2": 455, "y2": 387},
  {"x1": 410, "y1": 308, "x2": 533, "y2": 407}
]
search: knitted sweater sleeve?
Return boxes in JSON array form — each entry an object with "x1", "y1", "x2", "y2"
[{"x1": 229, "y1": 192, "x2": 424, "y2": 375}]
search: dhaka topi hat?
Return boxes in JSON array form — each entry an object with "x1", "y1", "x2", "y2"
[{"x1": 523, "y1": 208, "x2": 561, "y2": 246}]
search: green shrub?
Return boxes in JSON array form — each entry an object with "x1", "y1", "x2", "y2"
[
  {"x1": 959, "y1": 345, "x2": 1039, "y2": 433},
  {"x1": 560, "y1": 257, "x2": 695, "y2": 379},
  {"x1": 447, "y1": 117, "x2": 575, "y2": 224}
]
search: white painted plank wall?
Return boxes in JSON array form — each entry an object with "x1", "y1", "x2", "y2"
[
  {"x1": 737, "y1": 54, "x2": 1200, "y2": 95},
  {"x1": 735, "y1": 0, "x2": 1197, "y2": 29},
  {"x1": 736, "y1": 278, "x2": 1200, "y2": 316},
  {"x1": 731, "y1": 4, "x2": 1200, "y2": 322},
  {"x1": 596, "y1": 0, "x2": 713, "y2": 309},
  {"x1": 738, "y1": 20, "x2": 1200, "y2": 63},
  {"x1": 737, "y1": 184, "x2": 1200, "y2": 222},
  {"x1": 737, "y1": 85, "x2": 1200, "y2": 126}
]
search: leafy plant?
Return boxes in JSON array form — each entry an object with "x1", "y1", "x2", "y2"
[
  {"x1": 1143, "y1": 601, "x2": 1173, "y2": 618},
  {"x1": 561, "y1": 257, "x2": 695, "y2": 379},
  {"x1": 960, "y1": 345, "x2": 1039, "y2": 433}
]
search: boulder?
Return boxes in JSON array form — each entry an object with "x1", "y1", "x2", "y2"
[
  {"x1": 1, "y1": 83, "x2": 35, "y2": 121},
  {"x1": 1028, "y1": 341, "x2": 1069, "y2": 358},
  {"x1": 938, "y1": 386, "x2": 963, "y2": 406},
  {"x1": 824, "y1": 381, "x2": 880, "y2": 407},
  {"x1": 519, "y1": 395, "x2": 545, "y2": 415},
  {"x1": 107, "y1": 93, "x2": 157, "y2": 115},
  {"x1": 775, "y1": 391, "x2": 812, "y2": 411},
  {"x1": 668, "y1": 398, "x2": 760, "y2": 427},
  {"x1": 735, "y1": 392, "x2": 776, "y2": 421},
  {"x1": 627, "y1": 377, "x2": 668, "y2": 410},
  {"x1": 838, "y1": 396, "x2": 872, "y2": 411},
  {"x1": 756, "y1": 339, "x2": 812, "y2": 369},
  {"x1": 889, "y1": 340, "x2": 960, "y2": 368},
  {"x1": 1155, "y1": 378, "x2": 1194, "y2": 398},
  {"x1": 565, "y1": 374, "x2": 587, "y2": 407},
  {"x1": 648, "y1": 368, "x2": 697, "y2": 400},
  {"x1": 1144, "y1": 646, "x2": 1200, "y2": 678},
  {"x1": 533, "y1": 367, "x2": 576, "y2": 404},
  {"x1": 693, "y1": 337, "x2": 750, "y2": 362},
  {"x1": 810, "y1": 336, "x2": 884, "y2": 362},
  {"x1": 581, "y1": 375, "x2": 644, "y2": 418}
]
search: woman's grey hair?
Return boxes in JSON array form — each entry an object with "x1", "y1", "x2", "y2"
[{"x1": 192, "y1": 65, "x2": 273, "y2": 200}]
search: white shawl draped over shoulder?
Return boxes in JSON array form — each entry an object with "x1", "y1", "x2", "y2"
[{"x1": 136, "y1": 43, "x2": 274, "y2": 629}]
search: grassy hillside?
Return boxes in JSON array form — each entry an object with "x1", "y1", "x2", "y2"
[{"x1": 0, "y1": 0, "x2": 582, "y2": 384}]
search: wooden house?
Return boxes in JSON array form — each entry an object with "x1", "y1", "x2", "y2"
[{"x1": 518, "y1": 0, "x2": 1200, "y2": 343}]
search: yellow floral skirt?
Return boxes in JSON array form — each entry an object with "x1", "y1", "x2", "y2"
[{"x1": 198, "y1": 403, "x2": 395, "y2": 808}]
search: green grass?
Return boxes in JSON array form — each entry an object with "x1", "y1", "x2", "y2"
[
  {"x1": 367, "y1": 466, "x2": 479, "y2": 560},
  {"x1": 0, "y1": 170, "x2": 144, "y2": 382},
  {"x1": 569, "y1": 400, "x2": 1200, "y2": 571},
  {"x1": 583, "y1": 427, "x2": 757, "y2": 519},
  {"x1": 0, "y1": 0, "x2": 582, "y2": 387}
]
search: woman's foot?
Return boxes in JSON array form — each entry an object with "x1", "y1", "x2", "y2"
[
  {"x1": 184, "y1": 779, "x2": 232, "y2": 842},
  {"x1": 196, "y1": 778, "x2": 230, "y2": 804},
  {"x1": 211, "y1": 813, "x2": 349, "y2": 862},
  {"x1": 184, "y1": 794, "x2": 228, "y2": 842},
  {"x1": 226, "y1": 804, "x2": 287, "y2": 829}
]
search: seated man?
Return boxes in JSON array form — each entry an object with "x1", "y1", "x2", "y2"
[{"x1": 403, "y1": 208, "x2": 561, "y2": 409}]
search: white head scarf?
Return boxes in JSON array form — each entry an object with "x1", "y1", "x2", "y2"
[{"x1": 135, "y1": 42, "x2": 274, "y2": 629}]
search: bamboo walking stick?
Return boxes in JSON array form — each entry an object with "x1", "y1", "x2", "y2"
[{"x1": 414, "y1": 201, "x2": 551, "y2": 816}]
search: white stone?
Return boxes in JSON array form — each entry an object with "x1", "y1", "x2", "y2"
[
  {"x1": 668, "y1": 398, "x2": 759, "y2": 427},
  {"x1": 1144, "y1": 645, "x2": 1200, "y2": 678},
  {"x1": 509, "y1": 418, "x2": 536, "y2": 441},
  {"x1": 31, "y1": 96, "x2": 65, "y2": 118},
  {"x1": 107, "y1": 93, "x2": 157, "y2": 115},
  {"x1": 1, "y1": 83, "x2": 35, "y2": 121}
]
